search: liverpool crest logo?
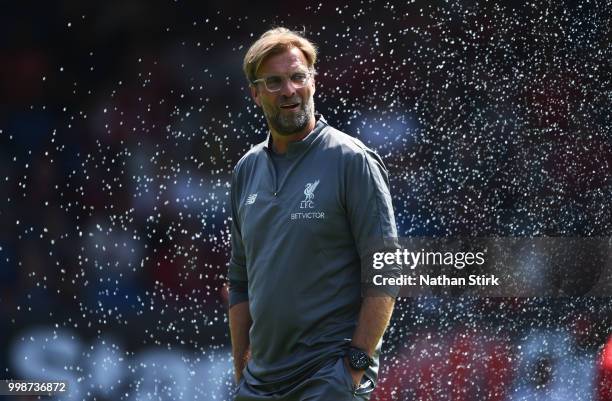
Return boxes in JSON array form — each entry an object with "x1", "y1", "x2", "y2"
[{"x1": 300, "y1": 180, "x2": 320, "y2": 209}]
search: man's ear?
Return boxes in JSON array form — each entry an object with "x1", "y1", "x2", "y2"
[
  {"x1": 310, "y1": 74, "x2": 316, "y2": 95},
  {"x1": 250, "y1": 85, "x2": 262, "y2": 107}
]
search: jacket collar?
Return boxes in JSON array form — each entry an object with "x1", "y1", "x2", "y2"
[{"x1": 264, "y1": 115, "x2": 327, "y2": 158}]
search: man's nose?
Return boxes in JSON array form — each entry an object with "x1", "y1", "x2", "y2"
[{"x1": 279, "y1": 77, "x2": 297, "y2": 96}]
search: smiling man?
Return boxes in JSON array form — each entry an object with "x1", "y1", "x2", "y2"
[{"x1": 228, "y1": 27, "x2": 399, "y2": 401}]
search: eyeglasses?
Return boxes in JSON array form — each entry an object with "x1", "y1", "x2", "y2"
[{"x1": 251, "y1": 71, "x2": 314, "y2": 92}]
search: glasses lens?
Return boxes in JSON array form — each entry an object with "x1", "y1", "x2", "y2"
[
  {"x1": 265, "y1": 76, "x2": 282, "y2": 92},
  {"x1": 291, "y1": 72, "x2": 308, "y2": 87}
]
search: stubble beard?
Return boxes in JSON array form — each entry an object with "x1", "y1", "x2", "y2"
[{"x1": 265, "y1": 97, "x2": 314, "y2": 136}]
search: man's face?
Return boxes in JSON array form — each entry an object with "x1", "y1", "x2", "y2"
[{"x1": 250, "y1": 47, "x2": 316, "y2": 136}]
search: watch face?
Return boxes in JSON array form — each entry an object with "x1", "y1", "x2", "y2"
[{"x1": 349, "y1": 349, "x2": 369, "y2": 370}]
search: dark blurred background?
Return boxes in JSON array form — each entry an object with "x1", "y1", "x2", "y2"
[{"x1": 0, "y1": 1, "x2": 610, "y2": 400}]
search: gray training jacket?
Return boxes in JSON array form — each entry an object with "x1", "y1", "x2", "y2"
[{"x1": 228, "y1": 115, "x2": 398, "y2": 392}]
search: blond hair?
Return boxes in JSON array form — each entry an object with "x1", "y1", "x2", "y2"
[{"x1": 243, "y1": 27, "x2": 317, "y2": 84}]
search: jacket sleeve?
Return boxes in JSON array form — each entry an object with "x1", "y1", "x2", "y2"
[
  {"x1": 228, "y1": 169, "x2": 249, "y2": 306},
  {"x1": 345, "y1": 146, "x2": 401, "y2": 297}
]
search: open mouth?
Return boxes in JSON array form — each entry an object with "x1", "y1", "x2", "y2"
[{"x1": 280, "y1": 103, "x2": 300, "y2": 111}]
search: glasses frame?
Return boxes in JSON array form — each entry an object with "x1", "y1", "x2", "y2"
[{"x1": 251, "y1": 70, "x2": 315, "y2": 92}]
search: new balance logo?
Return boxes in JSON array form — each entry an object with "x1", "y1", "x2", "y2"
[{"x1": 246, "y1": 193, "x2": 258, "y2": 205}]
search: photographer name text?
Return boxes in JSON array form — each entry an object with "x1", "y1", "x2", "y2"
[{"x1": 373, "y1": 274, "x2": 499, "y2": 286}]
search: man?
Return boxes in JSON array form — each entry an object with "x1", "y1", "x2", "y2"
[{"x1": 228, "y1": 27, "x2": 398, "y2": 401}]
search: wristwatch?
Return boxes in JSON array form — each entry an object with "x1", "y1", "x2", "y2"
[{"x1": 346, "y1": 346, "x2": 374, "y2": 371}]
